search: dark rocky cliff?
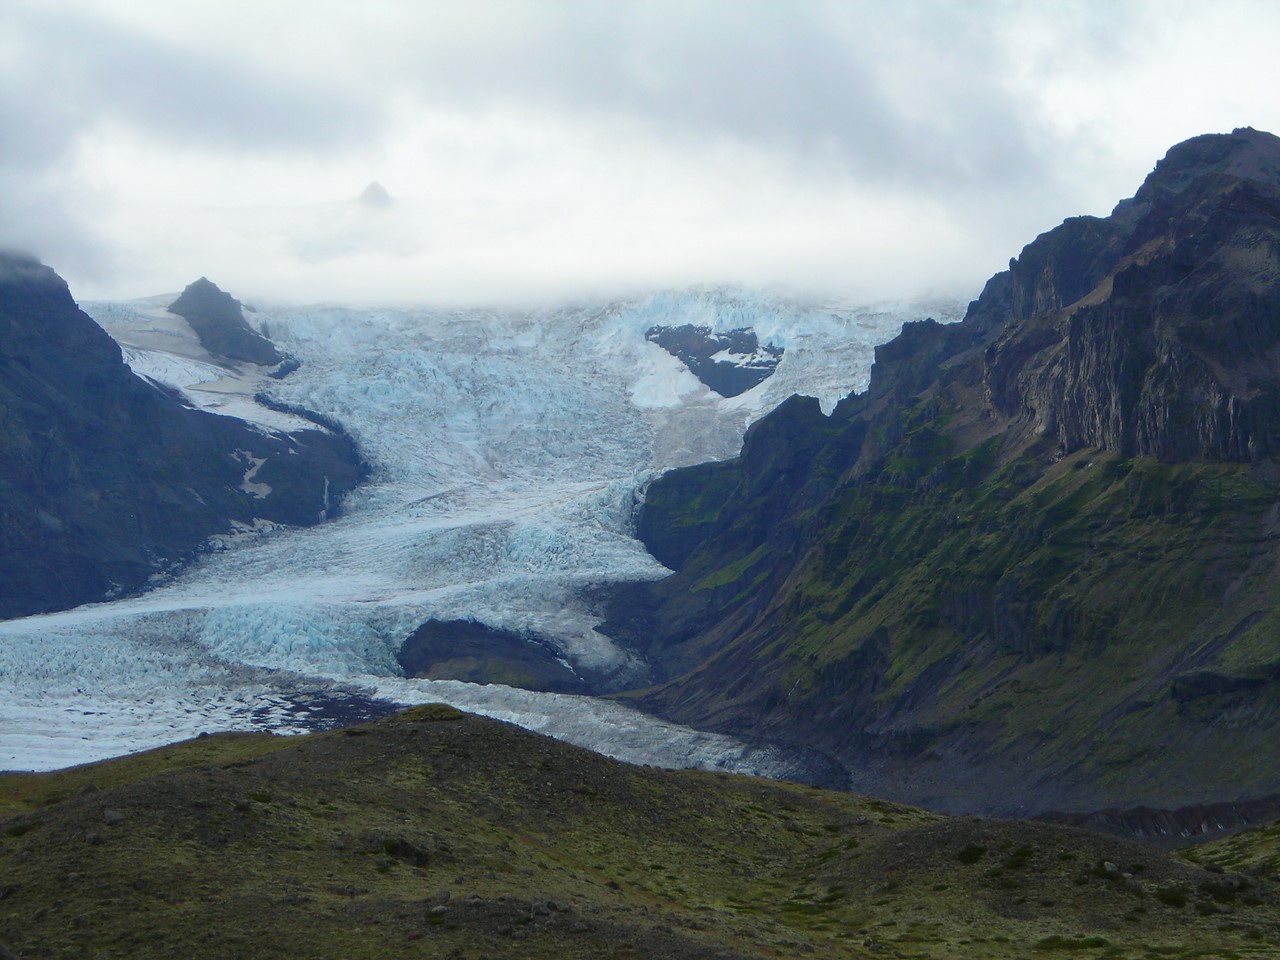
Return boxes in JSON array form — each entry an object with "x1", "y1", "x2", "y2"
[
  {"x1": 606, "y1": 128, "x2": 1280, "y2": 816},
  {"x1": 0, "y1": 254, "x2": 363, "y2": 619},
  {"x1": 168, "y1": 276, "x2": 283, "y2": 366},
  {"x1": 985, "y1": 172, "x2": 1280, "y2": 462}
]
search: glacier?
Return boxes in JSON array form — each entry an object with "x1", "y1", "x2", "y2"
[{"x1": 0, "y1": 288, "x2": 964, "y2": 777}]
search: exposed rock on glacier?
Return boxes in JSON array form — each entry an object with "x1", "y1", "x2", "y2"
[
  {"x1": 645, "y1": 324, "x2": 783, "y2": 397},
  {"x1": 168, "y1": 276, "x2": 284, "y2": 366}
]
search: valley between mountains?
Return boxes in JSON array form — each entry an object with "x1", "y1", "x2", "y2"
[
  {"x1": 5, "y1": 128, "x2": 1280, "y2": 957},
  {"x1": 1, "y1": 250, "x2": 939, "y2": 778}
]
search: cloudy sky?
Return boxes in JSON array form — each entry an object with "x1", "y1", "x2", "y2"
[{"x1": 4, "y1": 0, "x2": 1280, "y2": 306}]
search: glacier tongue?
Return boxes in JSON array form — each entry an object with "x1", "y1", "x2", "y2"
[{"x1": 0, "y1": 289, "x2": 964, "y2": 775}]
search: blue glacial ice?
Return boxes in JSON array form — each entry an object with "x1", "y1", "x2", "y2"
[{"x1": 0, "y1": 288, "x2": 964, "y2": 776}]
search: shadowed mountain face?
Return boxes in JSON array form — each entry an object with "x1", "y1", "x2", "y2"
[
  {"x1": 0, "y1": 254, "x2": 363, "y2": 619},
  {"x1": 606, "y1": 128, "x2": 1280, "y2": 816},
  {"x1": 168, "y1": 276, "x2": 283, "y2": 366},
  {"x1": 397, "y1": 619, "x2": 590, "y2": 693}
]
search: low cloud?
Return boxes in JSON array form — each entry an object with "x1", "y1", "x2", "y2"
[{"x1": 3, "y1": 1, "x2": 1280, "y2": 305}]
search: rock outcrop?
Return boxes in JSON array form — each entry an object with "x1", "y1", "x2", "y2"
[
  {"x1": 606, "y1": 128, "x2": 1280, "y2": 816},
  {"x1": 168, "y1": 276, "x2": 283, "y2": 366},
  {"x1": 0, "y1": 254, "x2": 363, "y2": 619},
  {"x1": 397, "y1": 619, "x2": 588, "y2": 693},
  {"x1": 984, "y1": 168, "x2": 1280, "y2": 462},
  {"x1": 645, "y1": 325, "x2": 783, "y2": 397}
]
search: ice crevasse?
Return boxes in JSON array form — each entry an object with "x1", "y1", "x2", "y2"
[{"x1": 0, "y1": 288, "x2": 965, "y2": 776}]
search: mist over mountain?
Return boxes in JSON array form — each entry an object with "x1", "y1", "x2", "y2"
[{"x1": 357, "y1": 181, "x2": 393, "y2": 209}]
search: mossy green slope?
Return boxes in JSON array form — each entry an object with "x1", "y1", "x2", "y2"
[
  {"x1": 1188, "y1": 816, "x2": 1280, "y2": 879},
  {"x1": 629, "y1": 417, "x2": 1280, "y2": 813},
  {"x1": 608, "y1": 129, "x2": 1280, "y2": 815},
  {"x1": 3, "y1": 706, "x2": 1279, "y2": 959}
]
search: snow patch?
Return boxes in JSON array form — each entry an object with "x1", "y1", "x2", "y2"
[
  {"x1": 236, "y1": 452, "x2": 271, "y2": 498},
  {"x1": 94, "y1": 299, "x2": 318, "y2": 435},
  {"x1": 708, "y1": 346, "x2": 778, "y2": 367}
]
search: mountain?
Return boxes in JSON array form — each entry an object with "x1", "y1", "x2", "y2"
[
  {"x1": 357, "y1": 180, "x2": 393, "y2": 209},
  {"x1": 0, "y1": 254, "x2": 364, "y2": 619},
  {"x1": 606, "y1": 128, "x2": 1280, "y2": 816},
  {"x1": 397, "y1": 618, "x2": 591, "y2": 693},
  {"x1": 2, "y1": 704, "x2": 1275, "y2": 959},
  {"x1": 167, "y1": 276, "x2": 284, "y2": 366},
  {"x1": 645, "y1": 324, "x2": 784, "y2": 397}
]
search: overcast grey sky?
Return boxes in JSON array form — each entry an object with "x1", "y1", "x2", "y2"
[{"x1": 4, "y1": 0, "x2": 1280, "y2": 305}]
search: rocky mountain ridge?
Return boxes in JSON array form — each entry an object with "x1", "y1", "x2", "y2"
[
  {"x1": 167, "y1": 276, "x2": 284, "y2": 367},
  {"x1": 0, "y1": 253, "x2": 364, "y2": 619},
  {"x1": 607, "y1": 127, "x2": 1280, "y2": 815}
]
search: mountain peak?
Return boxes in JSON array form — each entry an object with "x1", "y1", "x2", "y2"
[
  {"x1": 168, "y1": 277, "x2": 283, "y2": 366},
  {"x1": 0, "y1": 249, "x2": 66, "y2": 290},
  {"x1": 170, "y1": 275, "x2": 236, "y2": 310},
  {"x1": 358, "y1": 180, "x2": 393, "y2": 209},
  {"x1": 1128, "y1": 126, "x2": 1280, "y2": 208}
]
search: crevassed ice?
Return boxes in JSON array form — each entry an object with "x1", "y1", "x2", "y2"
[{"x1": 0, "y1": 288, "x2": 964, "y2": 774}]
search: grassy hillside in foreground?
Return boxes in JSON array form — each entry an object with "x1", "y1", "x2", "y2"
[
  {"x1": 1183, "y1": 813, "x2": 1280, "y2": 880},
  {"x1": 2, "y1": 706, "x2": 1280, "y2": 959}
]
